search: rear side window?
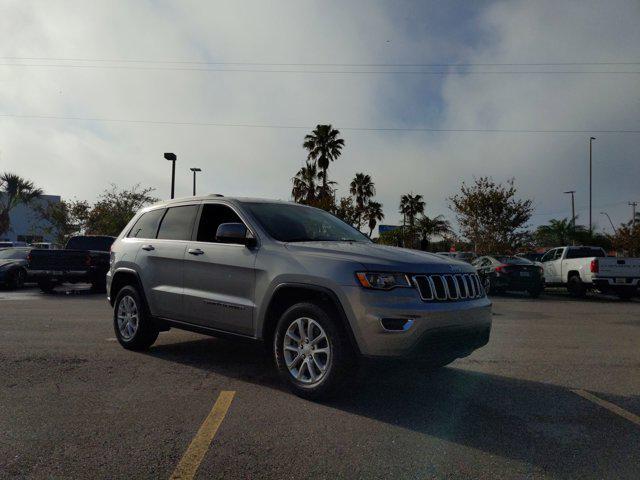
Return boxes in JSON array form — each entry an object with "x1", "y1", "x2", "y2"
[
  {"x1": 566, "y1": 247, "x2": 605, "y2": 259},
  {"x1": 157, "y1": 205, "x2": 199, "y2": 241},
  {"x1": 128, "y1": 209, "x2": 166, "y2": 239},
  {"x1": 196, "y1": 204, "x2": 243, "y2": 243}
]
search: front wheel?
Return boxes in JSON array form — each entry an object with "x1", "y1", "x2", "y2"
[
  {"x1": 113, "y1": 285, "x2": 159, "y2": 350},
  {"x1": 482, "y1": 276, "x2": 492, "y2": 296},
  {"x1": 9, "y1": 269, "x2": 26, "y2": 289},
  {"x1": 274, "y1": 302, "x2": 353, "y2": 400},
  {"x1": 38, "y1": 280, "x2": 58, "y2": 293}
]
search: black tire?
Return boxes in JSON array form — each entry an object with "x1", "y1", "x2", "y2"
[
  {"x1": 482, "y1": 276, "x2": 492, "y2": 296},
  {"x1": 273, "y1": 302, "x2": 354, "y2": 400},
  {"x1": 113, "y1": 285, "x2": 159, "y2": 351},
  {"x1": 38, "y1": 280, "x2": 58, "y2": 294},
  {"x1": 9, "y1": 268, "x2": 26, "y2": 289},
  {"x1": 528, "y1": 287, "x2": 543, "y2": 298},
  {"x1": 617, "y1": 290, "x2": 635, "y2": 301},
  {"x1": 567, "y1": 275, "x2": 586, "y2": 298},
  {"x1": 90, "y1": 279, "x2": 107, "y2": 293}
]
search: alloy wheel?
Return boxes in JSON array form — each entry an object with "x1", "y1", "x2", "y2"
[
  {"x1": 117, "y1": 295, "x2": 139, "y2": 341},
  {"x1": 283, "y1": 317, "x2": 331, "y2": 385}
]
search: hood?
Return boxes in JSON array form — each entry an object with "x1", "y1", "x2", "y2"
[
  {"x1": 284, "y1": 241, "x2": 474, "y2": 274},
  {"x1": 0, "y1": 259, "x2": 25, "y2": 269}
]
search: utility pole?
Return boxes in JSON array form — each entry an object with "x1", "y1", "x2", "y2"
[
  {"x1": 600, "y1": 212, "x2": 616, "y2": 234},
  {"x1": 589, "y1": 137, "x2": 596, "y2": 231},
  {"x1": 630, "y1": 201, "x2": 638, "y2": 229},
  {"x1": 164, "y1": 152, "x2": 177, "y2": 199},
  {"x1": 190, "y1": 167, "x2": 201, "y2": 196},
  {"x1": 564, "y1": 191, "x2": 576, "y2": 227}
]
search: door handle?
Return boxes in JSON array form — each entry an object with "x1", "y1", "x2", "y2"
[
  {"x1": 141, "y1": 245, "x2": 155, "y2": 251},
  {"x1": 188, "y1": 248, "x2": 204, "y2": 256}
]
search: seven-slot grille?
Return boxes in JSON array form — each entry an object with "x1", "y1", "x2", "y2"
[{"x1": 412, "y1": 273, "x2": 484, "y2": 301}]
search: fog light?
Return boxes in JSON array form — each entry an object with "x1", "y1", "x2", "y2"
[{"x1": 380, "y1": 318, "x2": 414, "y2": 332}]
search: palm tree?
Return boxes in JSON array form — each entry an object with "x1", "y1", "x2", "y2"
[
  {"x1": 399, "y1": 193, "x2": 425, "y2": 248},
  {"x1": 0, "y1": 173, "x2": 43, "y2": 237},
  {"x1": 535, "y1": 218, "x2": 588, "y2": 246},
  {"x1": 303, "y1": 124, "x2": 345, "y2": 198},
  {"x1": 416, "y1": 214, "x2": 452, "y2": 250},
  {"x1": 364, "y1": 201, "x2": 384, "y2": 237},
  {"x1": 349, "y1": 173, "x2": 375, "y2": 229},
  {"x1": 291, "y1": 161, "x2": 319, "y2": 205}
]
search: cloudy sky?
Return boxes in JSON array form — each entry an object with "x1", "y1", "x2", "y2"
[{"x1": 1, "y1": 0, "x2": 638, "y2": 232}]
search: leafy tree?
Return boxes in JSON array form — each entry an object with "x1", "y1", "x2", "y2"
[
  {"x1": 292, "y1": 160, "x2": 319, "y2": 205},
  {"x1": 0, "y1": 173, "x2": 43, "y2": 237},
  {"x1": 416, "y1": 214, "x2": 452, "y2": 250},
  {"x1": 303, "y1": 124, "x2": 344, "y2": 200},
  {"x1": 36, "y1": 199, "x2": 90, "y2": 246},
  {"x1": 334, "y1": 196, "x2": 357, "y2": 226},
  {"x1": 611, "y1": 221, "x2": 640, "y2": 256},
  {"x1": 535, "y1": 218, "x2": 588, "y2": 246},
  {"x1": 349, "y1": 173, "x2": 375, "y2": 229},
  {"x1": 85, "y1": 185, "x2": 158, "y2": 236},
  {"x1": 449, "y1": 177, "x2": 533, "y2": 254},
  {"x1": 364, "y1": 201, "x2": 384, "y2": 237}
]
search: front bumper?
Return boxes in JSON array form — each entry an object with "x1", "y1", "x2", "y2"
[{"x1": 340, "y1": 286, "x2": 492, "y2": 358}]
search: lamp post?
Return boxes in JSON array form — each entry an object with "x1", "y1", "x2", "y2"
[
  {"x1": 589, "y1": 137, "x2": 596, "y2": 231},
  {"x1": 600, "y1": 212, "x2": 616, "y2": 234},
  {"x1": 190, "y1": 167, "x2": 202, "y2": 196},
  {"x1": 564, "y1": 190, "x2": 576, "y2": 227},
  {"x1": 164, "y1": 152, "x2": 177, "y2": 199}
]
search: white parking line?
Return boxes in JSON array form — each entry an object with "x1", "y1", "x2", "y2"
[{"x1": 572, "y1": 389, "x2": 640, "y2": 427}]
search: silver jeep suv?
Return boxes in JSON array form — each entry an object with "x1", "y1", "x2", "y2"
[{"x1": 107, "y1": 196, "x2": 491, "y2": 398}]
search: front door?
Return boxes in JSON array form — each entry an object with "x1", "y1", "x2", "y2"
[{"x1": 183, "y1": 203, "x2": 257, "y2": 335}]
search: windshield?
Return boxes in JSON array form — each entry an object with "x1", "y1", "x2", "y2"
[
  {"x1": 496, "y1": 256, "x2": 533, "y2": 265},
  {"x1": 0, "y1": 248, "x2": 29, "y2": 260},
  {"x1": 244, "y1": 202, "x2": 370, "y2": 243}
]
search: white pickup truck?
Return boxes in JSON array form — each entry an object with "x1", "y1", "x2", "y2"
[{"x1": 541, "y1": 246, "x2": 640, "y2": 299}]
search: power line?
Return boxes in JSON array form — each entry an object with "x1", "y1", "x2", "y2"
[
  {"x1": 2, "y1": 56, "x2": 639, "y2": 67},
  {"x1": 0, "y1": 63, "x2": 638, "y2": 75},
  {"x1": 1, "y1": 113, "x2": 639, "y2": 134}
]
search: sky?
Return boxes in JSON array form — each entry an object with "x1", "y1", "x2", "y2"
[{"x1": 0, "y1": 0, "x2": 638, "y2": 234}]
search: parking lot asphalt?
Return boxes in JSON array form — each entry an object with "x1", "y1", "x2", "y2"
[{"x1": 1, "y1": 287, "x2": 639, "y2": 479}]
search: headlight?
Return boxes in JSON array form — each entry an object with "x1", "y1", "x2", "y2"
[{"x1": 355, "y1": 272, "x2": 412, "y2": 290}]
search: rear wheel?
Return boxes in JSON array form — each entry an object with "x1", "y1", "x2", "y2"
[
  {"x1": 274, "y1": 302, "x2": 353, "y2": 400},
  {"x1": 9, "y1": 268, "x2": 26, "y2": 289},
  {"x1": 567, "y1": 275, "x2": 586, "y2": 298},
  {"x1": 113, "y1": 285, "x2": 159, "y2": 350},
  {"x1": 528, "y1": 286, "x2": 543, "y2": 298},
  {"x1": 38, "y1": 280, "x2": 58, "y2": 293}
]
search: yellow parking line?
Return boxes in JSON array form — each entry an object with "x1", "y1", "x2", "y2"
[
  {"x1": 170, "y1": 390, "x2": 236, "y2": 480},
  {"x1": 572, "y1": 389, "x2": 640, "y2": 427}
]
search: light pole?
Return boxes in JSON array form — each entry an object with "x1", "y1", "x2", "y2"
[
  {"x1": 630, "y1": 201, "x2": 638, "y2": 230},
  {"x1": 190, "y1": 167, "x2": 202, "y2": 196},
  {"x1": 600, "y1": 212, "x2": 616, "y2": 234},
  {"x1": 164, "y1": 152, "x2": 177, "y2": 199},
  {"x1": 589, "y1": 137, "x2": 596, "y2": 231},
  {"x1": 564, "y1": 190, "x2": 576, "y2": 227}
]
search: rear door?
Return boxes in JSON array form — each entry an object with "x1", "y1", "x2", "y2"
[
  {"x1": 134, "y1": 204, "x2": 199, "y2": 321},
  {"x1": 182, "y1": 202, "x2": 258, "y2": 335}
]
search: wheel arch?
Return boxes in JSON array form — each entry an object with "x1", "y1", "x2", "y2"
[
  {"x1": 109, "y1": 268, "x2": 145, "y2": 306},
  {"x1": 261, "y1": 283, "x2": 360, "y2": 355}
]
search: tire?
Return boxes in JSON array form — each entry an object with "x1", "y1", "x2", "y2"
[
  {"x1": 9, "y1": 268, "x2": 26, "y2": 289},
  {"x1": 113, "y1": 285, "x2": 159, "y2": 351},
  {"x1": 482, "y1": 276, "x2": 491, "y2": 296},
  {"x1": 567, "y1": 275, "x2": 586, "y2": 298},
  {"x1": 528, "y1": 287, "x2": 543, "y2": 298},
  {"x1": 273, "y1": 302, "x2": 354, "y2": 400},
  {"x1": 90, "y1": 279, "x2": 107, "y2": 293},
  {"x1": 38, "y1": 280, "x2": 58, "y2": 294},
  {"x1": 617, "y1": 290, "x2": 635, "y2": 301}
]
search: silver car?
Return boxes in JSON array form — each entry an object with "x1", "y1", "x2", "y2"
[{"x1": 107, "y1": 196, "x2": 491, "y2": 398}]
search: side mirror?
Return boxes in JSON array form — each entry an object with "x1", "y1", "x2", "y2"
[{"x1": 215, "y1": 223, "x2": 255, "y2": 246}]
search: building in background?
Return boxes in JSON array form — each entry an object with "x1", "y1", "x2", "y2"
[{"x1": 1, "y1": 194, "x2": 60, "y2": 243}]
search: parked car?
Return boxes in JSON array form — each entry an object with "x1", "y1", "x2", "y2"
[
  {"x1": 29, "y1": 242, "x2": 59, "y2": 250},
  {"x1": 0, "y1": 247, "x2": 31, "y2": 289},
  {"x1": 435, "y1": 252, "x2": 455, "y2": 258},
  {"x1": 473, "y1": 255, "x2": 544, "y2": 297},
  {"x1": 108, "y1": 196, "x2": 492, "y2": 399},
  {"x1": 0, "y1": 241, "x2": 28, "y2": 248},
  {"x1": 452, "y1": 251, "x2": 477, "y2": 263},
  {"x1": 28, "y1": 235, "x2": 115, "y2": 293},
  {"x1": 516, "y1": 252, "x2": 545, "y2": 264},
  {"x1": 541, "y1": 246, "x2": 640, "y2": 299}
]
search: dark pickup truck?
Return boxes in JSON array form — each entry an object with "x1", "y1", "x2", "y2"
[{"x1": 28, "y1": 235, "x2": 115, "y2": 293}]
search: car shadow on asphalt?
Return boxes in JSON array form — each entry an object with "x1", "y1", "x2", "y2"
[
  {"x1": 145, "y1": 337, "x2": 640, "y2": 478},
  {"x1": 489, "y1": 290, "x2": 639, "y2": 303}
]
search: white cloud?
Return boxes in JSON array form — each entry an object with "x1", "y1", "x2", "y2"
[{"x1": 0, "y1": 0, "x2": 638, "y2": 233}]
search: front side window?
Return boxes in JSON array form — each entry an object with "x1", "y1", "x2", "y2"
[
  {"x1": 157, "y1": 205, "x2": 199, "y2": 241},
  {"x1": 196, "y1": 204, "x2": 244, "y2": 243},
  {"x1": 244, "y1": 202, "x2": 369, "y2": 243},
  {"x1": 128, "y1": 209, "x2": 166, "y2": 239}
]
